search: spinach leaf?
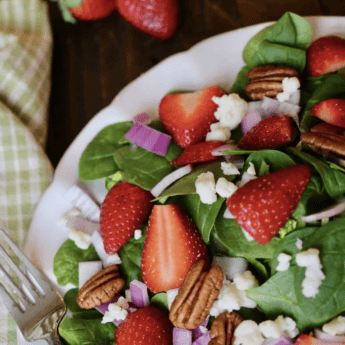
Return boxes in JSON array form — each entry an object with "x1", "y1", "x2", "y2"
[
  {"x1": 79, "y1": 122, "x2": 133, "y2": 181},
  {"x1": 172, "y1": 194, "x2": 225, "y2": 243},
  {"x1": 114, "y1": 146, "x2": 173, "y2": 190},
  {"x1": 118, "y1": 229, "x2": 146, "y2": 290},
  {"x1": 300, "y1": 74, "x2": 345, "y2": 131},
  {"x1": 64, "y1": 288, "x2": 101, "y2": 319},
  {"x1": 214, "y1": 205, "x2": 280, "y2": 259},
  {"x1": 150, "y1": 292, "x2": 169, "y2": 313},
  {"x1": 53, "y1": 240, "x2": 100, "y2": 287},
  {"x1": 59, "y1": 316, "x2": 116, "y2": 345},
  {"x1": 288, "y1": 147, "x2": 345, "y2": 198},
  {"x1": 248, "y1": 218, "x2": 345, "y2": 331}
]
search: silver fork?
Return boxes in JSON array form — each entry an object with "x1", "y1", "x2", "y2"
[{"x1": 0, "y1": 229, "x2": 66, "y2": 344}]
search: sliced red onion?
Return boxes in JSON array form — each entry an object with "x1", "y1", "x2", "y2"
[
  {"x1": 79, "y1": 261, "x2": 103, "y2": 288},
  {"x1": 226, "y1": 155, "x2": 245, "y2": 169},
  {"x1": 314, "y1": 328, "x2": 345, "y2": 343},
  {"x1": 248, "y1": 101, "x2": 263, "y2": 113},
  {"x1": 95, "y1": 295, "x2": 121, "y2": 314},
  {"x1": 133, "y1": 112, "x2": 151, "y2": 124},
  {"x1": 192, "y1": 315, "x2": 210, "y2": 340},
  {"x1": 124, "y1": 122, "x2": 171, "y2": 157},
  {"x1": 301, "y1": 199, "x2": 345, "y2": 223},
  {"x1": 129, "y1": 280, "x2": 150, "y2": 307},
  {"x1": 212, "y1": 256, "x2": 248, "y2": 281},
  {"x1": 262, "y1": 337, "x2": 294, "y2": 345},
  {"x1": 173, "y1": 328, "x2": 192, "y2": 345},
  {"x1": 151, "y1": 164, "x2": 192, "y2": 198},
  {"x1": 260, "y1": 96, "x2": 301, "y2": 120},
  {"x1": 224, "y1": 208, "x2": 235, "y2": 219},
  {"x1": 286, "y1": 90, "x2": 301, "y2": 105},
  {"x1": 211, "y1": 143, "x2": 237, "y2": 156},
  {"x1": 241, "y1": 111, "x2": 262, "y2": 133},
  {"x1": 192, "y1": 331, "x2": 211, "y2": 345},
  {"x1": 60, "y1": 215, "x2": 99, "y2": 236},
  {"x1": 167, "y1": 288, "x2": 179, "y2": 309}
]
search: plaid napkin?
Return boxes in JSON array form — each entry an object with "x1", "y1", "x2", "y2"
[{"x1": 0, "y1": 0, "x2": 53, "y2": 343}]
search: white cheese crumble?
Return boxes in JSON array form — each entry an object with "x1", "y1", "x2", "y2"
[
  {"x1": 125, "y1": 289, "x2": 132, "y2": 302},
  {"x1": 216, "y1": 178, "x2": 238, "y2": 198},
  {"x1": 234, "y1": 320, "x2": 264, "y2": 345},
  {"x1": 237, "y1": 163, "x2": 257, "y2": 188},
  {"x1": 68, "y1": 228, "x2": 91, "y2": 249},
  {"x1": 276, "y1": 77, "x2": 301, "y2": 102},
  {"x1": 296, "y1": 248, "x2": 325, "y2": 298},
  {"x1": 199, "y1": 326, "x2": 208, "y2": 334},
  {"x1": 195, "y1": 172, "x2": 217, "y2": 204},
  {"x1": 296, "y1": 238, "x2": 303, "y2": 250},
  {"x1": 206, "y1": 122, "x2": 231, "y2": 141},
  {"x1": 221, "y1": 162, "x2": 240, "y2": 175},
  {"x1": 105, "y1": 253, "x2": 122, "y2": 266},
  {"x1": 322, "y1": 316, "x2": 345, "y2": 336},
  {"x1": 167, "y1": 288, "x2": 179, "y2": 310},
  {"x1": 212, "y1": 94, "x2": 249, "y2": 130},
  {"x1": 134, "y1": 229, "x2": 142, "y2": 240},
  {"x1": 276, "y1": 253, "x2": 292, "y2": 272},
  {"x1": 101, "y1": 297, "x2": 130, "y2": 323},
  {"x1": 259, "y1": 315, "x2": 299, "y2": 339}
]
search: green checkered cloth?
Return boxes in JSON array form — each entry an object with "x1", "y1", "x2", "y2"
[{"x1": 0, "y1": 0, "x2": 53, "y2": 343}]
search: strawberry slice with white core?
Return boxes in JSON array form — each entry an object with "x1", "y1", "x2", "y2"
[{"x1": 226, "y1": 165, "x2": 311, "y2": 245}]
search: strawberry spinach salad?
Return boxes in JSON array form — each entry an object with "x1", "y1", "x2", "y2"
[{"x1": 53, "y1": 12, "x2": 345, "y2": 345}]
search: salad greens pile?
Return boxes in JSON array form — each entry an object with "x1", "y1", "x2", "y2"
[{"x1": 53, "y1": 12, "x2": 345, "y2": 344}]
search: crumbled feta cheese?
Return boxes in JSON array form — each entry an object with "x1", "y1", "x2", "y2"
[
  {"x1": 259, "y1": 315, "x2": 299, "y2": 339},
  {"x1": 216, "y1": 178, "x2": 238, "y2": 198},
  {"x1": 276, "y1": 253, "x2": 292, "y2": 272},
  {"x1": 167, "y1": 288, "x2": 179, "y2": 309},
  {"x1": 234, "y1": 320, "x2": 264, "y2": 345},
  {"x1": 206, "y1": 122, "x2": 231, "y2": 141},
  {"x1": 237, "y1": 163, "x2": 257, "y2": 188},
  {"x1": 276, "y1": 77, "x2": 301, "y2": 102},
  {"x1": 259, "y1": 320, "x2": 282, "y2": 339},
  {"x1": 322, "y1": 316, "x2": 345, "y2": 336},
  {"x1": 125, "y1": 289, "x2": 132, "y2": 302},
  {"x1": 105, "y1": 252, "x2": 122, "y2": 265},
  {"x1": 234, "y1": 271, "x2": 259, "y2": 290},
  {"x1": 246, "y1": 162, "x2": 256, "y2": 175},
  {"x1": 275, "y1": 315, "x2": 299, "y2": 338},
  {"x1": 68, "y1": 228, "x2": 91, "y2": 249},
  {"x1": 116, "y1": 296, "x2": 130, "y2": 310},
  {"x1": 221, "y1": 162, "x2": 240, "y2": 175},
  {"x1": 134, "y1": 229, "x2": 142, "y2": 240},
  {"x1": 199, "y1": 326, "x2": 208, "y2": 334},
  {"x1": 296, "y1": 238, "x2": 303, "y2": 250},
  {"x1": 102, "y1": 301, "x2": 128, "y2": 323},
  {"x1": 195, "y1": 172, "x2": 217, "y2": 204},
  {"x1": 212, "y1": 94, "x2": 249, "y2": 130},
  {"x1": 296, "y1": 248, "x2": 325, "y2": 298}
]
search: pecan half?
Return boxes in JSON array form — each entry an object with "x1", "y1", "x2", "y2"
[
  {"x1": 169, "y1": 260, "x2": 224, "y2": 330},
  {"x1": 245, "y1": 65, "x2": 299, "y2": 100},
  {"x1": 209, "y1": 312, "x2": 243, "y2": 345},
  {"x1": 77, "y1": 265, "x2": 125, "y2": 309},
  {"x1": 300, "y1": 131, "x2": 345, "y2": 157}
]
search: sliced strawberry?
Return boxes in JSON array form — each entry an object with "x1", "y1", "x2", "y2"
[
  {"x1": 226, "y1": 165, "x2": 311, "y2": 245},
  {"x1": 238, "y1": 115, "x2": 294, "y2": 150},
  {"x1": 117, "y1": 0, "x2": 178, "y2": 40},
  {"x1": 100, "y1": 182, "x2": 153, "y2": 254},
  {"x1": 170, "y1": 141, "x2": 224, "y2": 166},
  {"x1": 311, "y1": 121, "x2": 345, "y2": 135},
  {"x1": 69, "y1": 0, "x2": 117, "y2": 21},
  {"x1": 311, "y1": 98, "x2": 345, "y2": 128},
  {"x1": 115, "y1": 306, "x2": 173, "y2": 345},
  {"x1": 159, "y1": 86, "x2": 226, "y2": 148},
  {"x1": 295, "y1": 334, "x2": 324, "y2": 345},
  {"x1": 141, "y1": 204, "x2": 209, "y2": 292},
  {"x1": 307, "y1": 35, "x2": 345, "y2": 77}
]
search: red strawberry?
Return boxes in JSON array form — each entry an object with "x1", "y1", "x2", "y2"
[
  {"x1": 141, "y1": 204, "x2": 209, "y2": 292},
  {"x1": 226, "y1": 165, "x2": 311, "y2": 245},
  {"x1": 69, "y1": 0, "x2": 117, "y2": 21},
  {"x1": 307, "y1": 35, "x2": 345, "y2": 77},
  {"x1": 170, "y1": 141, "x2": 224, "y2": 166},
  {"x1": 100, "y1": 182, "x2": 153, "y2": 254},
  {"x1": 238, "y1": 115, "x2": 294, "y2": 150},
  {"x1": 295, "y1": 334, "x2": 324, "y2": 345},
  {"x1": 159, "y1": 86, "x2": 226, "y2": 148},
  {"x1": 311, "y1": 98, "x2": 345, "y2": 128},
  {"x1": 117, "y1": 0, "x2": 178, "y2": 40},
  {"x1": 311, "y1": 121, "x2": 345, "y2": 135},
  {"x1": 115, "y1": 306, "x2": 173, "y2": 345}
]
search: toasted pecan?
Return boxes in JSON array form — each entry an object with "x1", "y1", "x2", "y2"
[
  {"x1": 169, "y1": 260, "x2": 224, "y2": 330},
  {"x1": 246, "y1": 65, "x2": 299, "y2": 80},
  {"x1": 209, "y1": 312, "x2": 243, "y2": 345},
  {"x1": 77, "y1": 265, "x2": 125, "y2": 309}
]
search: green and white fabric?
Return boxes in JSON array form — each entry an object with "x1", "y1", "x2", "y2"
[{"x1": 0, "y1": 0, "x2": 53, "y2": 344}]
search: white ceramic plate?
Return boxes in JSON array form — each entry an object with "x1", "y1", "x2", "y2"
[{"x1": 22, "y1": 16, "x2": 345, "y2": 343}]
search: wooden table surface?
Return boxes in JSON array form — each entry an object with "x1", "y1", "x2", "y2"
[{"x1": 45, "y1": 0, "x2": 345, "y2": 167}]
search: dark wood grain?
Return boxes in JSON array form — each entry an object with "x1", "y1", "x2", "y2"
[{"x1": 45, "y1": 0, "x2": 345, "y2": 167}]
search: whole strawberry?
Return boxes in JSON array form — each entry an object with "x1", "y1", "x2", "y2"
[
  {"x1": 100, "y1": 182, "x2": 153, "y2": 254},
  {"x1": 227, "y1": 165, "x2": 311, "y2": 245},
  {"x1": 115, "y1": 306, "x2": 173, "y2": 345}
]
